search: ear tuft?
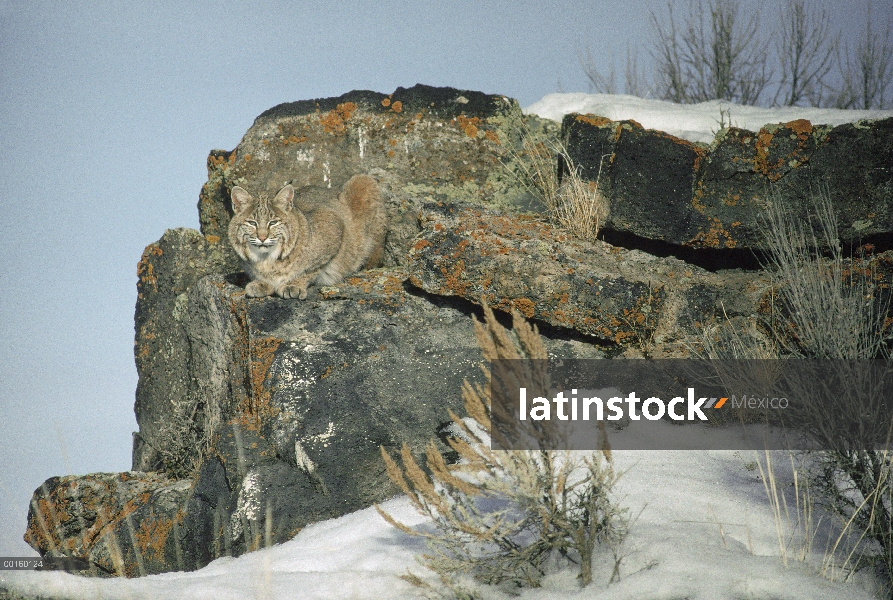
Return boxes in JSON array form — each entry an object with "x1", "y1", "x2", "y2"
[
  {"x1": 231, "y1": 186, "x2": 254, "y2": 214},
  {"x1": 272, "y1": 184, "x2": 295, "y2": 210}
]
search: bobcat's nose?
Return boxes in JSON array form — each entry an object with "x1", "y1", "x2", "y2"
[{"x1": 257, "y1": 232, "x2": 268, "y2": 242}]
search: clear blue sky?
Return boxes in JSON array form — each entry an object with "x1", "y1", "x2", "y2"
[{"x1": 0, "y1": 0, "x2": 888, "y2": 556}]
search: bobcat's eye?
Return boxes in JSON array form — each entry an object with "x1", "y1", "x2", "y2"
[
  {"x1": 246, "y1": 220, "x2": 257, "y2": 228},
  {"x1": 269, "y1": 219, "x2": 280, "y2": 227}
]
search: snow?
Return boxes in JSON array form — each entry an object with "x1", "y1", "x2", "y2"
[
  {"x1": 4, "y1": 93, "x2": 892, "y2": 599},
  {"x1": 1, "y1": 449, "x2": 884, "y2": 599},
  {"x1": 524, "y1": 92, "x2": 893, "y2": 144}
]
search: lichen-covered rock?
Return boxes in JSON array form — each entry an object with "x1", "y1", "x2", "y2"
[
  {"x1": 564, "y1": 114, "x2": 893, "y2": 249},
  {"x1": 34, "y1": 86, "x2": 893, "y2": 580},
  {"x1": 406, "y1": 203, "x2": 771, "y2": 351},
  {"x1": 23, "y1": 472, "x2": 187, "y2": 577},
  {"x1": 197, "y1": 84, "x2": 556, "y2": 263}
]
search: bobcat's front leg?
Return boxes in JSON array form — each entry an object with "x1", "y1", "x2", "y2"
[
  {"x1": 278, "y1": 273, "x2": 315, "y2": 300},
  {"x1": 245, "y1": 280, "x2": 274, "y2": 297}
]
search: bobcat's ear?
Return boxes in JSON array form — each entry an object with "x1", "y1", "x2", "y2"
[
  {"x1": 230, "y1": 186, "x2": 254, "y2": 214},
  {"x1": 272, "y1": 184, "x2": 295, "y2": 210}
]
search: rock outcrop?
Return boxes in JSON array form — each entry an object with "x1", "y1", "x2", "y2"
[
  {"x1": 24, "y1": 85, "x2": 893, "y2": 577},
  {"x1": 564, "y1": 114, "x2": 893, "y2": 250}
]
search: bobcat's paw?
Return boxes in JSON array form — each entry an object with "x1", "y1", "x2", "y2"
[
  {"x1": 278, "y1": 284, "x2": 308, "y2": 300},
  {"x1": 245, "y1": 280, "x2": 274, "y2": 297}
]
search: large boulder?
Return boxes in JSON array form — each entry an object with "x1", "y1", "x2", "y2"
[
  {"x1": 24, "y1": 471, "x2": 188, "y2": 577},
  {"x1": 31, "y1": 244, "x2": 607, "y2": 575},
  {"x1": 132, "y1": 227, "x2": 241, "y2": 473},
  {"x1": 564, "y1": 114, "x2": 893, "y2": 249}
]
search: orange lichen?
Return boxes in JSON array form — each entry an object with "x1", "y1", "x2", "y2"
[
  {"x1": 237, "y1": 336, "x2": 282, "y2": 428},
  {"x1": 785, "y1": 118, "x2": 813, "y2": 138},
  {"x1": 691, "y1": 217, "x2": 737, "y2": 248},
  {"x1": 439, "y1": 260, "x2": 470, "y2": 296},
  {"x1": 207, "y1": 151, "x2": 236, "y2": 171},
  {"x1": 133, "y1": 514, "x2": 175, "y2": 563},
  {"x1": 391, "y1": 101, "x2": 403, "y2": 113},
  {"x1": 319, "y1": 102, "x2": 358, "y2": 134},
  {"x1": 575, "y1": 114, "x2": 612, "y2": 127},
  {"x1": 723, "y1": 194, "x2": 741, "y2": 206},
  {"x1": 455, "y1": 115, "x2": 482, "y2": 138},
  {"x1": 136, "y1": 245, "x2": 163, "y2": 292},
  {"x1": 381, "y1": 97, "x2": 391, "y2": 107},
  {"x1": 450, "y1": 239, "x2": 470, "y2": 258},
  {"x1": 691, "y1": 181, "x2": 708, "y2": 214},
  {"x1": 753, "y1": 121, "x2": 814, "y2": 181}
]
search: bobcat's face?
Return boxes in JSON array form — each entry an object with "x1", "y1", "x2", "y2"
[
  {"x1": 237, "y1": 214, "x2": 286, "y2": 260},
  {"x1": 228, "y1": 185, "x2": 297, "y2": 263}
]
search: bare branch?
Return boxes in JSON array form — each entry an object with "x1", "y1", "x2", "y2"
[
  {"x1": 648, "y1": 0, "x2": 771, "y2": 105},
  {"x1": 649, "y1": 1, "x2": 689, "y2": 103},
  {"x1": 775, "y1": 0, "x2": 836, "y2": 106},
  {"x1": 833, "y1": 3, "x2": 893, "y2": 109},
  {"x1": 579, "y1": 45, "x2": 618, "y2": 94}
]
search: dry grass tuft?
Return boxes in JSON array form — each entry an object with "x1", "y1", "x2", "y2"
[{"x1": 507, "y1": 127, "x2": 610, "y2": 241}]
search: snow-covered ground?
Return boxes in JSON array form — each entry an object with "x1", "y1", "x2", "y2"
[
  {"x1": 4, "y1": 93, "x2": 892, "y2": 600},
  {"x1": 1, "y1": 447, "x2": 884, "y2": 599},
  {"x1": 525, "y1": 92, "x2": 893, "y2": 144}
]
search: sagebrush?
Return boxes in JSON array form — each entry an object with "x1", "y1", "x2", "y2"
[{"x1": 378, "y1": 304, "x2": 626, "y2": 597}]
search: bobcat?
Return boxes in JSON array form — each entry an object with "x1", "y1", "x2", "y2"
[{"x1": 228, "y1": 174, "x2": 386, "y2": 299}]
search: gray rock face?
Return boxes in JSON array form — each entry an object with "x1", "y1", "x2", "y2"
[
  {"x1": 133, "y1": 228, "x2": 241, "y2": 473},
  {"x1": 113, "y1": 266, "x2": 609, "y2": 575},
  {"x1": 564, "y1": 114, "x2": 893, "y2": 249}
]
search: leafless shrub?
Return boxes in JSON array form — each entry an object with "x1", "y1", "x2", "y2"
[
  {"x1": 155, "y1": 398, "x2": 214, "y2": 479},
  {"x1": 832, "y1": 3, "x2": 893, "y2": 109},
  {"x1": 758, "y1": 187, "x2": 893, "y2": 588},
  {"x1": 377, "y1": 305, "x2": 626, "y2": 596},
  {"x1": 687, "y1": 311, "x2": 784, "y2": 423},
  {"x1": 586, "y1": 0, "x2": 891, "y2": 109},
  {"x1": 759, "y1": 189, "x2": 887, "y2": 360},
  {"x1": 580, "y1": 45, "x2": 650, "y2": 97}
]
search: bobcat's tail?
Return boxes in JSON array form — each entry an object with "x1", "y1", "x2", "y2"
[{"x1": 342, "y1": 174, "x2": 382, "y2": 216}]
